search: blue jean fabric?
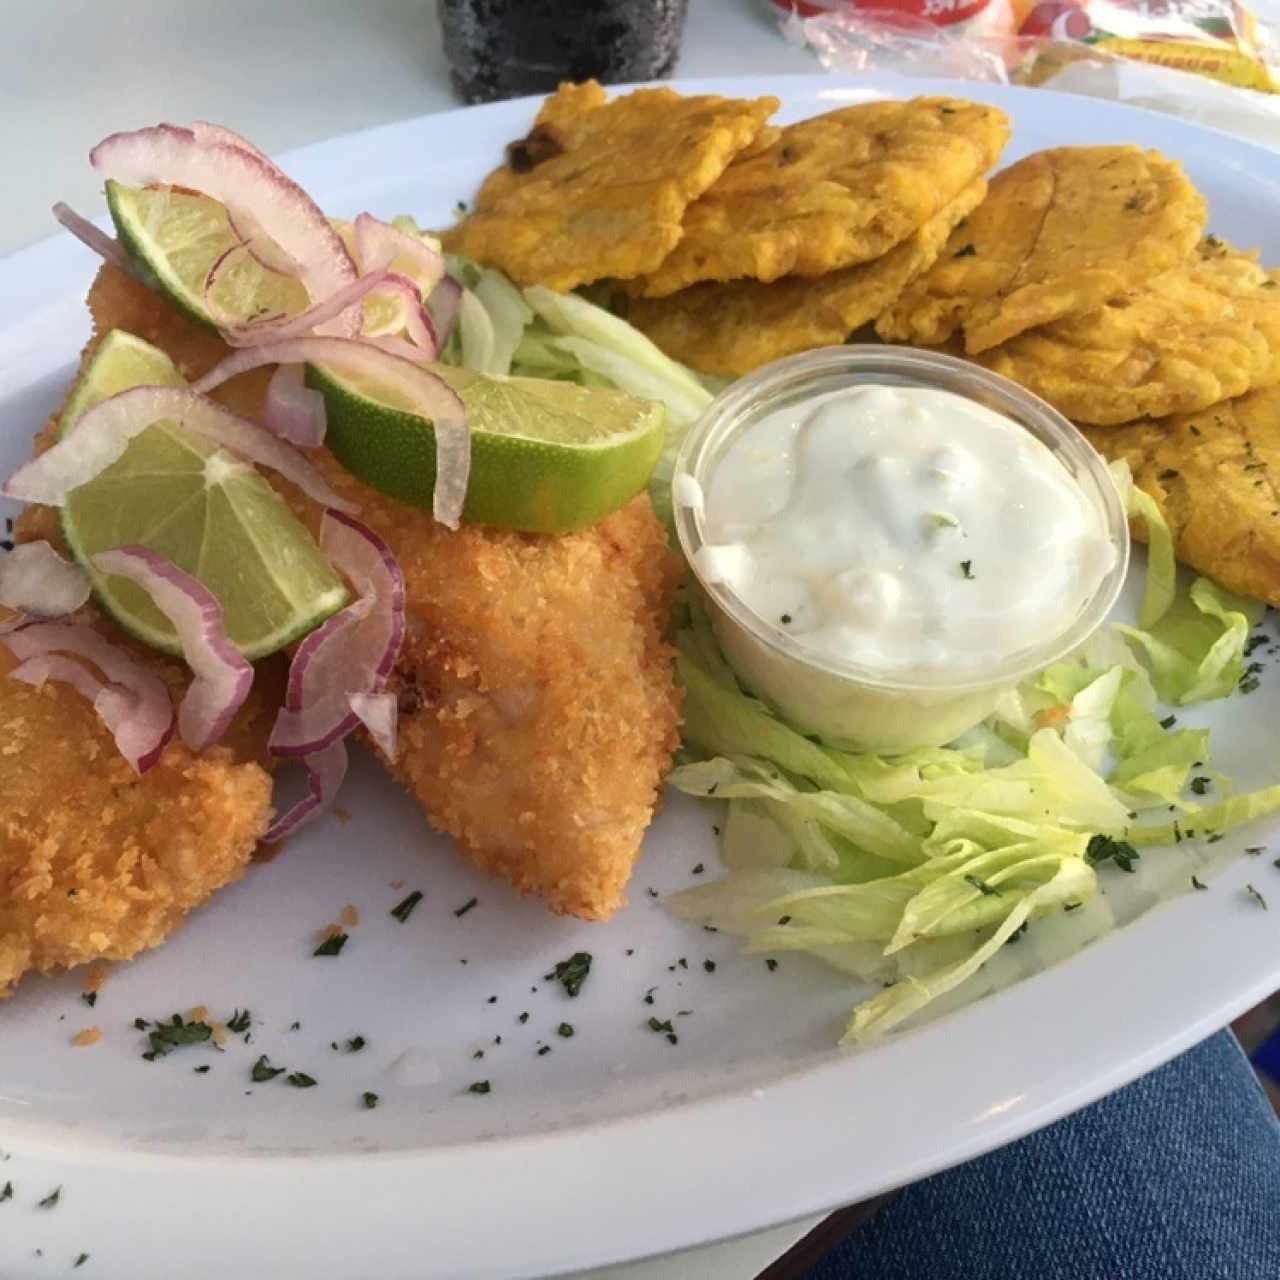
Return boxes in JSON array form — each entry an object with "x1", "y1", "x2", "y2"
[{"x1": 805, "y1": 1031, "x2": 1280, "y2": 1280}]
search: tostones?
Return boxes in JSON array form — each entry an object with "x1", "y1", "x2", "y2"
[
  {"x1": 629, "y1": 97, "x2": 1010, "y2": 298},
  {"x1": 625, "y1": 180, "x2": 987, "y2": 377},
  {"x1": 878, "y1": 145, "x2": 1207, "y2": 354},
  {"x1": 1084, "y1": 384, "x2": 1280, "y2": 605},
  {"x1": 980, "y1": 239, "x2": 1280, "y2": 425},
  {"x1": 440, "y1": 80, "x2": 778, "y2": 291}
]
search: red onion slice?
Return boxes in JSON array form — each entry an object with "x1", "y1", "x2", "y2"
[
  {"x1": 90, "y1": 124, "x2": 358, "y2": 336},
  {"x1": 353, "y1": 213, "x2": 445, "y2": 289},
  {"x1": 427, "y1": 275, "x2": 462, "y2": 349},
  {"x1": 262, "y1": 738, "x2": 349, "y2": 843},
  {"x1": 363, "y1": 273, "x2": 439, "y2": 356},
  {"x1": 0, "y1": 541, "x2": 91, "y2": 616},
  {"x1": 3, "y1": 621, "x2": 174, "y2": 771},
  {"x1": 220, "y1": 271, "x2": 386, "y2": 347},
  {"x1": 52, "y1": 202, "x2": 139, "y2": 278},
  {"x1": 201, "y1": 243, "x2": 289, "y2": 330},
  {"x1": 348, "y1": 690, "x2": 398, "y2": 761},
  {"x1": 270, "y1": 510, "x2": 404, "y2": 757},
  {"x1": 263, "y1": 364, "x2": 326, "y2": 447},
  {"x1": 366, "y1": 335, "x2": 431, "y2": 364},
  {"x1": 192, "y1": 337, "x2": 469, "y2": 528},
  {"x1": 2, "y1": 385, "x2": 357, "y2": 515},
  {"x1": 93, "y1": 546, "x2": 253, "y2": 752},
  {"x1": 10, "y1": 651, "x2": 111, "y2": 706}
]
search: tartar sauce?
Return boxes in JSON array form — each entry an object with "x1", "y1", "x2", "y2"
[{"x1": 692, "y1": 384, "x2": 1115, "y2": 676}]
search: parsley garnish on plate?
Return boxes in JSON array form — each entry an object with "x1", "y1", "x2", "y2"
[
  {"x1": 1191, "y1": 875, "x2": 1208, "y2": 891},
  {"x1": 1189, "y1": 776, "x2": 1211, "y2": 796},
  {"x1": 81, "y1": 992, "x2": 97, "y2": 1008},
  {"x1": 1085, "y1": 834, "x2": 1141, "y2": 873},
  {"x1": 647, "y1": 1017, "x2": 679, "y2": 1045},
  {"x1": 959, "y1": 559, "x2": 975, "y2": 579},
  {"x1": 766, "y1": 959, "x2": 779, "y2": 972},
  {"x1": 1246, "y1": 884, "x2": 1269, "y2": 910},
  {"x1": 313, "y1": 932, "x2": 349, "y2": 957},
  {"x1": 74, "y1": 1254, "x2": 90, "y2": 1269},
  {"x1": 141, "y1": 1013, "x2": 212, "y2": 1061},
  {"x1": 454, "y1": 897, "x2": 479, "y2": 918},
  {"x1": 0, "y1": 1181, "x2": 12, "y2": 1203},
  {"x1": 964, "y1": 874, "x2": 1000, "y2": 896},
  {"x1": 557, "y1": 1023, "x2": 575, "y2": 1038},
  {"x1": 362, "y1": 1092, "x2": 379, "y2": 1110},
  {"x1": 287, "y1": 1073, "x2": 318, "y2": 1088},
  {"x1": 251, "y1": 1055, "x2": 286, "y2": 1083},
  {"x1": 390, "y1": 890, "x2": 424, "y2": 923},
  {"x1": 953, "y1": 243, "x2": 976, "y2": 257},
  {"x1": 467, "y1": 1080, "x2": 491, "y2": 1095},
  {"x1": 226, "y1": 1008, "x2": 251, "y2": 1034},
  {"x1": 545, "y1": 951, "x2": 592, "y2": 997},
  {"x1": 37, "y1": 1186, "x2": 61, "y2": 1209},
  {"x1": 345, "y1": 1036, "x2": 367, "y2": 1054}
]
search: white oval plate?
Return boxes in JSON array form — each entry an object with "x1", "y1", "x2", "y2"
[{"x1": 1, "y1": 75, "x2": 1278, "y2": 1280}]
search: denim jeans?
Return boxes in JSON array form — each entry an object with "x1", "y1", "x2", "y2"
[{"x1": 805, "y1": 1031, "x2": 1280, "y2": 1280}]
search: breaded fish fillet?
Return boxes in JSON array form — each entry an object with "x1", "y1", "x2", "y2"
[
  {"x1": 0, "y1": 627, "x2": 274, "y2": 996},
  {"x1": 82, "y1": 264, "x2": 683, "y2": 919},
  {"x1": 2, "y1": 334, "x2": 285, "y2": 995}
]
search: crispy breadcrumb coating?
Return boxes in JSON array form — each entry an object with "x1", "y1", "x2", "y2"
[
  {"x1": 1, "y1": 294, "x2": 281, "y2": 996},
  {"x1": 75, "y1": 264, "x2": 683, "y2": 919},
  {"x1": 0, "y1": 629, "x2": 273, "y2": 997}
]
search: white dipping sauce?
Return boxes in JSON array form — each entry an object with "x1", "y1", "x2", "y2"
[{"x1": 694, "y1": 384, "x2": 1115, "y2": 677}]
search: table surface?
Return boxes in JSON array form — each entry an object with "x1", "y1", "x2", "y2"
[{"x1": 0, "y1": 2, "x2": 826, "y2": 1276}]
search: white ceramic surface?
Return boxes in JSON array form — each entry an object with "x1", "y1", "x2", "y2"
[{"x1": 1, "y1": 76, "x2": 1278, "y2": 1280}]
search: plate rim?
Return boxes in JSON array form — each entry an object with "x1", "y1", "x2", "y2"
[{"x1": 3, "y1": 72, "x2": 1280, "y2": 1280}]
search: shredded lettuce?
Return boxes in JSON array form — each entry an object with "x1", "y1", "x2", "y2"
[
  {"x1": 1117, "y1": 578, "x2": 1261, "y2": 705},
  {"x1": 668, "y1": 581, "x2": 1277, "y2": 1043},
  {"x1": 434, "y1": 262, "x2": 712, "y2": 522}
]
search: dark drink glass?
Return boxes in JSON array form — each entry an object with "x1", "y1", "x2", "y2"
[{"x1": 439, "y1": 0, "x2": 689, "y2": 104}]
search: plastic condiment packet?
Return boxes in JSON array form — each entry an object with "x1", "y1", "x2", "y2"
[{"x1": 781, "y1": 4, "x2": 1280, "y2": 149}]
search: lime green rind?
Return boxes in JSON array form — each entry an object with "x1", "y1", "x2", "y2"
[
  {"x1": 309, "y1": 363, "x2": 665, "y2": 534},
  {"x1": 57, "y1": 330, "x2": 350, "y2": 660}
]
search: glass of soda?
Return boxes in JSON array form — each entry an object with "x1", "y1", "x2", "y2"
[{"x1": 438, "y1": 0, "x2": 690, "y2": 104}]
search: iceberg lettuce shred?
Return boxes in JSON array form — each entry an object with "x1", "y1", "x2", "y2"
[
  {"x1": 669, "y1": 577, "x2": 1276, "y2": 1043},
  {"x1": 439, "y1": 259, "x2": 712, "y2": 523}
]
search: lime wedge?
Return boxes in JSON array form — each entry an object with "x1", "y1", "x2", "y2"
[
  {"x1": 107, "y1": 184, "x2": 407, "y2": 335},
  {"x1": 59, "y1": 330, "x2": 349, "y2": 658},
  {"x1": 309, "y1": 362, "x2": 666, "y2": 532},
  {"x1": 106, "y1": 181, "x2": 309, "y2": 330}
]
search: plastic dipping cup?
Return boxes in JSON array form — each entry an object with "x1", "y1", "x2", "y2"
[
  {"x1": 672, "y1": 346, "x2": 1131, "y2": 754},
  {"x1": 438, "y1": 0, "x2": 689, "y2": 105}
]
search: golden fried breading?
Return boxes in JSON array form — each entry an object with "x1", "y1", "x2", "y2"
[
  {"x1": 0, "y1": 630, "x2": 273, "y2": 996},
  {"x1": 979, "y1": 239, "x2": 1280, "y2": 425},
  {"x1": 442, "y1": 80, "x2": 778, "y2": 291},
  {"x1": 0, "y1": 275, "x2": 313, "y2": 998},
  {"x1": 630, "y1": 97, "x2": 1009, "y2": 299},
  {"x1": 878, "y1": 145, "x2": 1207, "y2": 354},
  {"x1": 626, "y1": 179, "x2": 987, "y2": 378},
  {"x1": 313, "y1": 468, "x2": 683, "y2": 921},
  {"x1": 83, "y1": 265, "x2": 684, "y2": 920},
  {"x1": 1084, "y1": 386, "x2": 1280, "y2": 605}
]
